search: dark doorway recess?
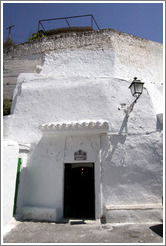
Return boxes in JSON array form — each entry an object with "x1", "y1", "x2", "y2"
[
  {"x1": 150, "y1": 224, "x2": 163, "y2": 237},
  {"x1": 64, "y1": 163, "x2": 95, "y2": 219}
]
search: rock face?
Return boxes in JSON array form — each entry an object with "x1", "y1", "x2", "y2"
[{"x1": 3, "y1": 29, "x2": 163, "y2": 225}]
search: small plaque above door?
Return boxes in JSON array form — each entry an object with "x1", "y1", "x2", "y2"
[{"x1": 74, "y1": 150, "x2": 87, "y2": 161}]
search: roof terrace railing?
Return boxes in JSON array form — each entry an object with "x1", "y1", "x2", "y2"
[{"x1": 38, "y1": 14, "x2": 100, "y2": 32}]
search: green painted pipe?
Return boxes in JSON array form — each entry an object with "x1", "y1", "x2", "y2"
[{"x1": 13, "y1": 158, "x2": 22, "y2": 215}]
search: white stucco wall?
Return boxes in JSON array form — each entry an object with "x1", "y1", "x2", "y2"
[
  {"x1": 101, "y1": 132, "x2": 163, "y2": 205},
  {"x1": 16, "y1": 134, "x2": 102, "y2": 220},
  {"x1": 3, "y1": 29, "x2": 163, "y2": 99},
  {"x1": 3, "y1": 139, "x2": 19, "y2": 231},
  {"x1": 146, "y1": 83, "x2": 163, "y2": 115},
  {"x1": 5, "y1": 73, "x2": 162, "y2": 143},
  {"x1": 3, "y1": 30, "x2": 163, "y2": 223},
  {"x1": 111, "y1": 32, "x2": 163, "y2": 84},
  {"x1": 4, "y1": 71, "x2": 162, "y2": 222}
]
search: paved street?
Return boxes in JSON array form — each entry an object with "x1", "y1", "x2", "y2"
[{"x1": 3, "y1": 220, "x2": 163, "y2": 244}]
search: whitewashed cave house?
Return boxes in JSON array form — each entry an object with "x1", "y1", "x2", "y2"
[{"x1": 3, "y1": 29, "x2": 163, "y2": 226}]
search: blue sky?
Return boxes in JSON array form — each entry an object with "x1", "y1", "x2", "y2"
[{"x1": 3, "y1": 1, "x2": 164, "y2": 44}]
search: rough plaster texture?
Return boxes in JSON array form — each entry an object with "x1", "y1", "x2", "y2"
[
  {"x1": 4, "y1": 74, "x2": 162, "y2": 143},
  {"x1": 4, "y1": 73, "x2": 163, "y2": 222},
  {"x1": 101, "y1": 132, "x2": 163, "y2": 205},
  {"x1": 3, "y1": 29, "x2": 163, "y2": 224},
  {"x1": 3, "y1": 54, "x2": 42, "y2": 99},
  {"x1": 3, "y1": 29, "x2": 163, "y2": 99},
  {"x1": 3, "y1": 140, "x2": 19, "y2": 229}
]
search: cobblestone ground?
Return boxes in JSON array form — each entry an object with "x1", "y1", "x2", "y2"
[{"x1": 3, "y1": 220, "x2": 163, "y2": 244}]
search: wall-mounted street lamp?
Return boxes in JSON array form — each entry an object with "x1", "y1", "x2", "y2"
[
  {"x1": 129, "y1": 77, "x2": 144, "y2": 100},
  {"x1": 126, "y1": 77, "x2": 144, "y2": 116}
]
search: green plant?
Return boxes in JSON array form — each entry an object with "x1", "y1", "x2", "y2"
[
  {"x1": 3, "y1": 98, "x2": 12, "y2": 116},
  {"x1": 28, "y1": 32, "x2": 46, "y2": 41}
]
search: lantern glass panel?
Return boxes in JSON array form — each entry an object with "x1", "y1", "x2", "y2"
[
  {"x1": 130, "y1": 83, "x2": 135, "y2": 96},
  {"x1": 135, "y1": 83, "x2": 143, "y2": 94}
]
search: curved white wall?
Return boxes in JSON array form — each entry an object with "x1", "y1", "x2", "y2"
[{"x1": 5, "y1": 73, "x2": 161, "y2": 143}]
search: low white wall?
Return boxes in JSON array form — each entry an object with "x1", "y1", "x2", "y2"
[
  {"x1": 3, "y1": 140, "x2": 19, "y2": 231},
  {"x1": 20, "y1": 206, "x2": 57, "y2": 222},
  {"x1": 104, "y1": 204, "x2": 163, "y2": 223}
]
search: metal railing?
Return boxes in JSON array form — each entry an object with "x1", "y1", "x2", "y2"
[{"x1": 38, "y1": 14, "x2": 100, "y2": 32}]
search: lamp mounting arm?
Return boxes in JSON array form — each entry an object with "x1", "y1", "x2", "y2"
[{"x1": 126, "y1": 94, "x2": 141, "y2": 116}]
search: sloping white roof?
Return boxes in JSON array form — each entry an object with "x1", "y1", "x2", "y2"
[{"x1": 39, "y1": 121, "x2": 109, "y2": 135}]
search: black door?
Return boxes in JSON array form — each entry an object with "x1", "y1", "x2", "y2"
[{"x1": 64, "y1": 163, "x2": 95, "y2": 219}]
